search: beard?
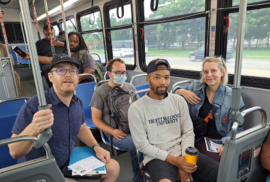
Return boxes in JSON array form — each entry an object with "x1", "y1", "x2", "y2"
[
  {"x1": 150, "y1": 81, "x2": 168, "y2": 96},
  {"x1": 70, "y1": 47, "x2": 80, "y2": 52}
]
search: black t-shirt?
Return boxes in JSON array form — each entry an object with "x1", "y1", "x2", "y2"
[
  {"x1": 198, "y1": 89, "x2": 223, "y2": 139},
  {"x1": 36, "y1": 38, "x2": 64, "y2": 57}
]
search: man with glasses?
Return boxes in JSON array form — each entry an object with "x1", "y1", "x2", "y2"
[
  {"x1": 9, "y1": 55, "x2": 120, "y2": 182},
  {"x1": 90, "y1": 58, "x2": 140, "y2": 182}
]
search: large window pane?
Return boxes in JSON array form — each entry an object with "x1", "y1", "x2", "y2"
[
  {"x1": 144, "y1": 0, "x2": 205, "y2": 21},
  {"x1": 233, "y1": 0, "x2": 268, "y2": 6},
  {"x1": 144, "y1": 17, "x2": 206, "y2": 71},
  {"x1": 82, "y1": 32, "x2": 106, "y2": 63},
  {"x1": 109, "y1": 4, "x2": 132, "y2": 27},
  {"x1": 80, "y1": 11, "x2": 102, "y2": 31},
  {"x1": 111, "y1": 28, "x2": 134, "y2": 65},
  {"x1": 62, "y1": 18, "x2": 76, "y2": 33},
  {"x1": 53, "y1": 25, "x2": 60, "y2": 37},
  {"x1": 227, "y1": 8, "x2": 270, "y2": 78}
]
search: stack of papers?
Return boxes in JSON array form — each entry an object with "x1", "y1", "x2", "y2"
[
  {"x1": 204, "y1": 137, "x2": 223, "y2": 153},
  {"x1": 68, "y1": 147, "x2": 107, "y2": 176}
]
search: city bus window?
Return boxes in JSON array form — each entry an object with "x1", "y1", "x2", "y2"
[
  {"x1": 62, "y1": 18, "x2": 76, "y2": 33},
  {"x1": 111, "y1": 28, "x2": 134, "y2": 65},
  {"x1": 80, "y1": 11, "x2": 102, "y2": 31},
  {"x1": 227, "y1": 8, "x2": 270, "y2": 78},
  {"x1": 233, "y1": 0, "x2": 268, "y2": 6},
  {"x1": 82, "y1": 32, "x2": 106, "y2": 64},
  {"x1": 53, "y1": 25, "x2": 60, "y2": 37},
  {"x1": 144, "y1": 17, "x2": 206, "y2": 71},
  {"x1": 109, "y1": 4, "x2": 132, "y2": 27},
  {"x1": 144, "y1": 0, "x2": 205, "y2": 21}
]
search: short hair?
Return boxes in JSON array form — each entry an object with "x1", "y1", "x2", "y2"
[
  {"x1": 59, "y1": 31, "x2": 65, "y2": 36},
  {"x1": 107, "y1": 58, "x2": 125, "y2": 72},
  {"x1": 200, "y1": 56, "x2": 228, "y2": 86}
]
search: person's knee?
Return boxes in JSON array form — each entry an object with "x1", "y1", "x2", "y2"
[
  {"x1": 159, "y1": 179, "x2": 172, "y2": 182},
  {"x1": 106, "y1": 159, "x2": 120, "y2": 178}
]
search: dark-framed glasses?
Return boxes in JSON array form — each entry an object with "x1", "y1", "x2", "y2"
[
  {"x1": 111, "y1": 71, "x2": 127, "y2": 76},
  {"x1": 51, "y1": 69, "x2": 78, "y2": 75}
]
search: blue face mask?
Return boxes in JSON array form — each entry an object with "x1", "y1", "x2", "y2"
[{"x1": 113, "y1": 75, "x2": 127, "y2": 85}]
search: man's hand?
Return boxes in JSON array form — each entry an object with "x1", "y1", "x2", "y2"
[
  {"x1": 29, "y1": 104, "x2": 54, "y2": 136},
  {"x1": 94, "y1": 146, "x2": 110, "y2": 164},
  {"x1": 168, "y1": 156, "x2": 197, "y2": 173},
  {"x1": 53, "y1": 40, "x2": 64, "y2": 48},
  {"x1": 178, "y1": 170, "x2": 193, "y2": 182},
  {"x1": 21, "y1": 50, "x2": 30, "y2": 59},
  {"x1": 217, "y1": 146, "x2": 224, "y2": 156},
  {"x1": 112, "y1": 129, "x2": 127, "y2": 141}
]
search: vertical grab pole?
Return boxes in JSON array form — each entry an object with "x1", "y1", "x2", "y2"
[
  {"x1": 19, "y1": 0, "x2": 52, "y2": 148},
  {"x1": 229, "y1": 0, "x2": 248, "y2": 141},
  {"x1": 19, "y1": 12, "x2": 31, "y2": 66},
  {"x1": 32, "y1": 0, "x2": 41, "y2": 40},
  {"x1": 43, "y1": 0, "x2": 55, "y2": 56},
  {"x1": 0, "y1": 6, "x2": 19, "y2": 98},
  {"x1": 60, "y1": 0, "x2": 71, "y2": 56}
]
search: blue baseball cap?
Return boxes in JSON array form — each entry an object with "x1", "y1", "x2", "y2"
[{"x1": 147, "y1": 58, "x2": 171, "y2": 74}]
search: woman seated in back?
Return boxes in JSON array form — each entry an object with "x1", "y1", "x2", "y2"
[{"x1": 173, "y1": 56, "x2": 245, "y2": 162}]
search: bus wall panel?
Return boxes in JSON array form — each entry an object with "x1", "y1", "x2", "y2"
[
  {"x1": 1, "y1": 8, "x2": 20, "y2": 22},
  {"x1": 0, "y1": 62, "x2": 17, "y2": 99}
]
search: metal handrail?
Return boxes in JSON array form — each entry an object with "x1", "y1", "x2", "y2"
[
  {"x1": 129, "y1": 88, "x2": 150, "y2": 104},
  {"x1": 91, "y1": 53, "x2": 101, "y2": 61},
  {"x1": 170, "y1": 80, "x2": 192, "y2": 93},
  {"x1": 94, "y1": 80, "x2": 109, "y2": 91},
  {"x1": 0, "y1": 97, "x2": 30, "y2": 104},
  {"x1": 60, "y1": 0, "x2": 71, "y2": 56},
  {"x1": 104, "y1": 71, "x2": 108, "y2": 80},
  {"x1": 79, "y1": 73, "x2": 97, "y2": 83},
  {"x1": 230, "y1": 106, "x2": 268, "y2": 141},
  {"x1": 130, "y1": 73, "x2": 147, "y2": 86},
  {"x1": 0, "y1": 136, "x2": 52, "y2": 158}
]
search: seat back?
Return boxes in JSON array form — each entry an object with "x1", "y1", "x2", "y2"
[
  {"x1": 135, "y1": 84, "x2": 149, "y2": 97},
  {"x1": 217, "y1": 107, "x2": 269, "y2": 182},
  {"x1": 9, "y1": 46, "x2": 19, "y2": 65},
  {"x1": 75, "y1": 82, "x2": 96, "y2": 121},
  {"x1": 17, "y1": 45, "x2": 31, "y2": 65}
]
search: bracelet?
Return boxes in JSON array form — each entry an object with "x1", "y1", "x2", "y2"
[{"x1": 91, "y1": 143, "x2": 100, "y2": 150}]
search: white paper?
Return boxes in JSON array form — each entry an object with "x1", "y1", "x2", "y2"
[
  {"x1": 68, "y1": 156, "x2": 105, "y2": 176},
  {"x1": 204, "y1": 137, "x2": 223, "y2": 153}
]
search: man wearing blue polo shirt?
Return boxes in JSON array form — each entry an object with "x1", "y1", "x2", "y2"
[{"x1": 8, "y1": 55, "x2": 120, "y2": 182}]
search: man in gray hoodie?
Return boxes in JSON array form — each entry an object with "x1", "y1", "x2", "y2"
[{"x1": 128, "y1": 58, "x2": 219, "y2": 182}]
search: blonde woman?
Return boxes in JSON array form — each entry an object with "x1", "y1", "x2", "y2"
[{"x1": 173, "y1": 56, "x2": 245, "y2": 162}]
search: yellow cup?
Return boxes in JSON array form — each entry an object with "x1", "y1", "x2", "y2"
[{"x1": 185, "y1": 147, "x2": 199, "y2": 163}]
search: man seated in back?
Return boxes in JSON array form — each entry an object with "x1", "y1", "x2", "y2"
[
  {"x1": 8, "y1": 55, "x2": 120, "y2": 182},
  {"x1": 90, "y1": 58, "x2": 140, "y2": 182},
  {"x1": 261, "y1": 132, "x2": 270, "y2": 182},
  {"x1": 128, "y1": 58, "x2": 219, "y2": 182}
]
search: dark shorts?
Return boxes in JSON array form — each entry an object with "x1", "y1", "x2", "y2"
[{"x1": 146, "y1": 159, "x2": 178, "y2": 182}]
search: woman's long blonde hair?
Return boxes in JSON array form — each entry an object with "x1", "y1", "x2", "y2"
[{"x1": 200, "y1": 56, "x2": 228, "y2": 86}]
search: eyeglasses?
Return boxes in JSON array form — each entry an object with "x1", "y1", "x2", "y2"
[
  {"x1": 51, "y1": 69, "x2": 78, "y2": 75},
  {"x1": 111, "y1": 71, "x2": 127, "y2": 76}
]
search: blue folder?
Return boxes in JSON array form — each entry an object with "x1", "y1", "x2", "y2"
[{"x1": 68, "y1": 147, "x2": 106, "y2": 174}]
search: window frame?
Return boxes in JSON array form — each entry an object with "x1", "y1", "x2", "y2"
[
  {"x1": 0, "y1": 22, "x2": 25, "y2": 44},
  {"x1": 104, "y1": 0, "x2": 136, "y2": 70},
  {"x1": 76, "y1": 6, "x2": 106, "y2": 65},
  {"x1": 59, "y1": 15, "x2": 77, "y2": 32},
  {"x1": 216, "y1": 0, "x2": 270, "y2": 89},
  {"x1": 136, "y1": 0, "x2": 211, "y2": 76}
]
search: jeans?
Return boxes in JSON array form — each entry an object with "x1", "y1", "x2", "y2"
[{"x1": 109, "y1": 134, "x2": 140, "y2": 182}]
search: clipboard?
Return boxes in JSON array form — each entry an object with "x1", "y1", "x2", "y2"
[{"x1": 68, "y1": 147, "x2": 106, "y2": 175}]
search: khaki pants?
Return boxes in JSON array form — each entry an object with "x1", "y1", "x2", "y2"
[
  {"x1": 65, "y1": 178, "x2": 91, "y2": 182},
  {"x1": 14, "y1": 71, "x2": 21, "y2": 96}
]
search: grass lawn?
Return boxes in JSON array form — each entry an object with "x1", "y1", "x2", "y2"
[{"x1": 233, "y1": 47, "x2": 270, "y2": 59}]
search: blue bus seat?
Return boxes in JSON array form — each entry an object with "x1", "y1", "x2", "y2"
[
  {"x1": 16, "y1": 45, "x2": 31, "y2": 65},
  {"x1": 75, "y1": 82, "x2": 97, "y2": 129},
  {"x1": 96, "y1": 59, "x2": 106, "y2": 74},
  {"x1": 0, "y1": 97, "x2": 29, "y2": 169},
  {"x1": 135, "y1": 84, "x2": 149, "y2": 97},
  {"x1": 9, "y1": 46, "x2": 19, "y2": 65}
]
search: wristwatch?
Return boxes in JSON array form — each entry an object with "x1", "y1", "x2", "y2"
[{"x1": 91, "y1": 143, "x2": 100, "y2": 150}]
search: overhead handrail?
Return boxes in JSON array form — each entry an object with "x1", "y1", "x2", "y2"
[
  {"x1": 129, "y1": 88, "x2": 150, "y2": 104},
  {"x1": 117, "y1": 0, "x2": 124, "y2": 19},
  {"x1": 229, "y1": 0, "x2": 247, "y2": 134},
  {"x1": 91, "y1": 53, "x2": 101, "y2": 61},
  {"x1": 60, "y1": 0, "x2": 71, "y2": 56},
  {"x1": 130, "y1": 73, "x2": 147, "y2": 86},
  {"x1": 0, "y1": 0, "x2": 11, "y2": 5},
  {"x1": 79, "y1": 73, "x2": 97, "y2": 83},
  {"x1": 230, "y1": 106, "x2": 268, "y2": 141},
  {"x1": 170, "y1": 80, "x2": 192, "y2": 93},
  {"x1": 19, "y1": 12, "x2": 31, "y2": 67},
  {"x1": 94, "y1": 80, "x2": 109, "y2": 91},
  {"x1": 32, "y1": 0, "x2": 41, "y2": 40},
  {"x1": 19, "y1": 0, "x2": 52, "y2": 149},
  {"x1": 150, "y1": 0, "x2": 159, "y2": 11},
  {"x1": 43, "y1": 0, "x2": 56, "y2": 56},
  {"x1": 89, "y1": 0, "x2": 95, "y2": 26},
  {"x1": 0, "y1": 7, "x2": 19, "y2": 98}
]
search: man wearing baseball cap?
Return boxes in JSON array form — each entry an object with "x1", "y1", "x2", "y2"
[
  {"x1": 9, "y1": 55, "x2": 120, "y2": 182},
  {"x1": 128, "y1": 58, "x2": 218, "y2": 182}
]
